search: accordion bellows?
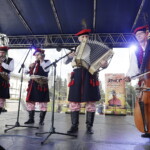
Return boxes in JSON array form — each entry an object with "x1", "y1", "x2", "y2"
[{"x1": 75, "y1": 38, "x2": 114, "y2": 74}]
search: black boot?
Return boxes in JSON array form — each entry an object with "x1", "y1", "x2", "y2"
[
  {"x1": 24, "y1": 110, "x2": 35, "y2": 124},
  {"x1": 0, "y1": 107, "x2": 2, "y2": 114},
  {"x1": 86, "y1": 112, "x2": 95, "y2": 134},
  {"x1": 39, "y1": 111, "x2": 47, "y2": 125},
  {"x1": 2, "y1": 108, "x2": 7, "y2": 112},
  {"x1": 67, "y1": 111, "x2": 79, "y2": 134},
  {"x1": 0, "y1": 145, "x2": 5, "y2": 150}
]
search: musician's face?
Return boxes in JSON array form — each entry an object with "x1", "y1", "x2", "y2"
[
  {"x1": 78, "y1": 34, "x2": 89, "y2": 42},
  {"x1": 135, "y1": 31, "x2": 147, "y2": 43},
  {"x1": 0, "y1": 51, "x2": 6, "y2": 57},
  {"x1": 35, "y1": 52, "x2": 43, "y2": 60}
]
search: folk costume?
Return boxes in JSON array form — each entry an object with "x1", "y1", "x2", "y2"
[
  {"x1": 0, "y1": 46, "x2": 14, "y2": 114},
  {"x1": 126, "y1": 25, "x2": 149, "y2": 77},
  {"x1": 65, "y1": 29, "x2": 101, "y2": 134},
  {"x1": 25, "y1": 48, "x2": 51, "y2": 125},
  {"x1": 126, "y1": 25, "x2": 150, "y2": 138}
]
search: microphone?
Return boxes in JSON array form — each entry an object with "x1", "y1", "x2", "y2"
[{"x1": 56, "y1": 47, "x2": 61, "y2": 52}]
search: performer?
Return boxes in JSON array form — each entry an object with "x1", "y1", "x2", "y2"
[
  {"x1": 125, "y1": 25, "x2": 149, "y2": 81},
  {"x1": 24, "y1": 48, "x2": 51, "y2": 125},
  {"x1": 0, "y1": 46, "x2": 14, "y2": 114},
  {"x1": 125, "y1": 25, "x2": 150, "y2": 137},
  {"x1": 65, "y1": 29, "x2": 108, "y2": 134}
]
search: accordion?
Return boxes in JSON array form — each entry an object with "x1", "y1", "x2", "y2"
[{"x1": 74, "y1": 38, "x2": 114, "y2": 74}]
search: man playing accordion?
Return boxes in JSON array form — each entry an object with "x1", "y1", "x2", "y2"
[{"x1": 65, "y1": 29, "x2": 108, "y2": 134}]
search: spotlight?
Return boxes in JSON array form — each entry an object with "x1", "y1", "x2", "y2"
[
  {"x1": 31, "y1": 46, "x2": 36, "y2": 51},
  {"x1": 129, "y1": 45, "x2": 137, "y2": 52}
]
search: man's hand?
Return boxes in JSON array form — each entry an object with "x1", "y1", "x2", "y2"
[
  {"x1": 68, "y1": 52, "x2": 76, "y2": 58},
  {"x1": 100, "y1": 60, "x2": 108, "y2": 68},
  {"x1": 124, "y1": 76, "x2": 131, "y2": 82},
  {"x1": 29, "y1": 63, "x2": 35, "y2": 69}
]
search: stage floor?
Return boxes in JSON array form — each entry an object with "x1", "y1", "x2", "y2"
[{"x1": 0, "y1": 112, "x2": 150, "y2": 150}]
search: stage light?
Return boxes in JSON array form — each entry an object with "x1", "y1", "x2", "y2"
[
  {"x1": 31, "y1": 46, "x2": 36, "y2": 51},
  {"x1": 129, "y1": 45, "x2": 137, "y2": 52}
]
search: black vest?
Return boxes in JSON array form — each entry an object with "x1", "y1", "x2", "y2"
[{"x1": 2, "y1": 58, "x2": 13, "y2": 74}]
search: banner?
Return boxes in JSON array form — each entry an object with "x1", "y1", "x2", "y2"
[{"x1": 105, "y1": 73, "x2": 126, "y2": 115}]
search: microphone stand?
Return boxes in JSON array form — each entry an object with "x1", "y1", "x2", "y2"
[
  {"x1": 35, "y1": 51, "x2": 77, "y2": 145},
  {"x1": 5, "y1": 48, "x2": 39, "y2": 133}
]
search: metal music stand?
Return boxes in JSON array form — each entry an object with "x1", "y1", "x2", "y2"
[
  {"x1": 4, "y1": 48, "x2": 39, "y2": 133},
  {"x1": 35, "y1": 50, "x2": 77, "y2": 145}
]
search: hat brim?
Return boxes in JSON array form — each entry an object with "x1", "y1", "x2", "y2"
[
  {"x1": 75, "y1": 29, "x2": 91, "y2": 36},
  {"x1": 134, "y1": 25, "x2": 149, "y2": 34},
  {"x1": 0, "y1": 46, "x2": 9, "y2": 51}
]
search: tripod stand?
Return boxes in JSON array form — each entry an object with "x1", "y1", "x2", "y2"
[
  {"x1": 35, "y1": 51, "x2": 77, "y2": 145},
  {"x1": 5, "y1": 48, "x2": 39, "y2": 133}
]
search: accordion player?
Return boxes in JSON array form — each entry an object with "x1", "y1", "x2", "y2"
[{"x1": 72, "y1": 37, "x2": 114, "y2": 74}]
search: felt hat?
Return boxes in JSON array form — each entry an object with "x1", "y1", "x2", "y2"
[
  {"x1": 134, "y1": 25, "x2": 149, "y2": 34},
  {"x1": 75, "y1": 29, "x2": 91, "y2": 36},
  {"x1": 33, "y1": 48, "x2": 45, "y2": 55}
]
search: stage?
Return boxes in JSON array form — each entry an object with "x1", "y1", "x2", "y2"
[{"x1": 0, "y1": 112, "x2": 150, "y2": 150}]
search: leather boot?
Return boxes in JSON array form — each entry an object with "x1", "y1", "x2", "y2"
[
  {"x1": 0, "y1": 107, "x2": 2, "y2": 114},
  {"x1": 0, "y1": 145, "x2": 5, "y2": 150},
  {"x1": 24, "y1": 110, "x2": 35, "y2": 124},
  {"x1": 67, "y1": 111, "x2": 79, "y2": 134},
  {"x1": 39, "y1": 111, "x2": 47, "y2": 125},
  {"x1": 86, "y1": 112, "x2": 95, "y2": 134}
]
